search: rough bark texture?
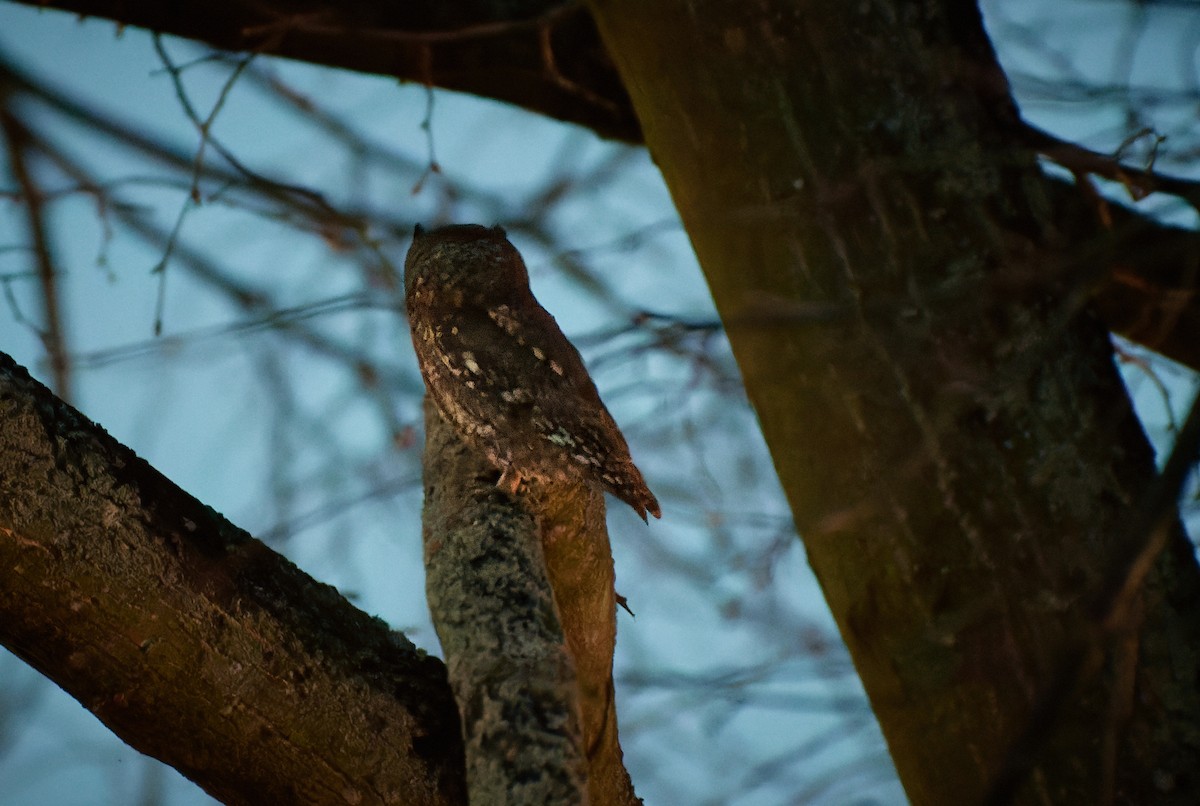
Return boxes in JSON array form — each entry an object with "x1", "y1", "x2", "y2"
[
  {"x1": 588, "y1": 1, "x2": 1200, "y2": 804},
  {"x1": 0, "y1": 351, "x2": 466, "y2": 805},
  {"x1": 420, "y1": 397, "x2": 638, "y2": 806},
  {"x1": 421, "y1": 398, "x2": 588, "y2": 805}
]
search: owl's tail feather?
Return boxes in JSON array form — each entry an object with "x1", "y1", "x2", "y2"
[{"x1": 612, "y1": 468, "x2": 661, "y2": 523}]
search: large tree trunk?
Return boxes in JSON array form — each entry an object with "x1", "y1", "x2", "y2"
[{"x1": 588, "y1": 1, "x2": 1200, "y2": 804}]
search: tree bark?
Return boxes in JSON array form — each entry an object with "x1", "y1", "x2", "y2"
[
  {"x1": 421, "y1": 397, "x2": 639, "y2": 806},
  {"x1": 420, "y1": 397, "x2": 588, "y2": 805},
  {"x1": 1046, "y1": 177, "x2": 1200, "y2": 371},
  {"x1": 0, "y1": 338, "x2": 640, "y2": 804},
  {"x1": 0, "y1": 351, "x2": 466, "y2": 805},
  {"x1": 588, "y1": 1, "x2": 1200, "y2": 804}
]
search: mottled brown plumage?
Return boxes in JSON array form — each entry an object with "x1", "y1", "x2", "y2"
[{"x1": 404, "y1": 223, "x2": 661, "y2": 521}]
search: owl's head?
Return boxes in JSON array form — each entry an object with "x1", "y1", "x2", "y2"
[{"x1": 404, "y1": 223, "x2": 531, "y2": 302}]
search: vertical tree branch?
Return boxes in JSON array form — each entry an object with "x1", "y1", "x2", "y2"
[
  {"x1": 420, "y1": 396, "x2": 641, "y2": 804},
  {"x1": 421, "y1": 398, "x2": 589, "y2": 804}
]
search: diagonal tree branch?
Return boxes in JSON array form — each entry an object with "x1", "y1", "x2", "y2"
[
  {"x1": 3, "y1": 0, "x2": 641, "y2": 142},
  {"x1": 1043, "y1": 176, "x2": 1200, "y2": 371},
  {"x1": 0, "y1": 350, "x2": 466, "y2": 805}
]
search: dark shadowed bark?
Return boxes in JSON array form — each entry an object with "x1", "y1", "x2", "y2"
[
  {"x1": 587, "y1": 1, "x2": 1200, "y2": 803},
  {"x1": 4, "y1": 0, "x2": 640, "y2": 142}
]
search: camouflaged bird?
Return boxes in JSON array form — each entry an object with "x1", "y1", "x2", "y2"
[{"x1": 404, "y1": 223, "x2": 661, "y2": 521}]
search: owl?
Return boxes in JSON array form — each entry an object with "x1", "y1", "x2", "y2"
[{"x1": 404, "y1": 223, "x2": 661, "y2": 522}]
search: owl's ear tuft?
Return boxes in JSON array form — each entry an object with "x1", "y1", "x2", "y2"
[
  {"x1": 491, "y1": 224, "x2": 507, "y2": 237},
  {"x1": 413, "y1": 223, "x2": 426, "y2": 238}
]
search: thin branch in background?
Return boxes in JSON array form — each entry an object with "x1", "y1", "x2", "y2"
[
  {"x1": 151, "y1": 36, "x2": 255, "y2": 203},
  {"x1": 240, "y1": 0, "x2": 585, "y2": 47},
  {"x1": 1, "y1": 43, "x2": 601, "y2": 279},
  {"x1": 67, "y1": 293, "x2": 383, "y2": 370},
  {"x1": 150, "y1": 35, "x2": 255, "y2": 335},
  {"x1": 537, "y1": 10, "x2": 621, "y2": 116},
  {"x1": 1114, "y1": 339, "x2": 1179, "y2": 434},
  {"x1": 1, "y1": 272, "x2": 38, "y2": 330},
  {"x1": 253, "y1": 342, "x2": 300, "y2": 546},
  {"x1": 411, "y1": 84, "x2": 441, "y2": 195},
  {"x1": 241, "y1": 62, "x2": 427, "y2": 178},
  {"x1": 255, "y1": 472, "x2": 421, "y2": 546},
  {"x1": 1, "y1": 47, "x2": 366, "y2": 239},
  {"x1": 0, "y1": 108, "x2": 71, "y2": 402},
  {"x1": 20, "y1": 122, "x2": 401, "y2": 381}
]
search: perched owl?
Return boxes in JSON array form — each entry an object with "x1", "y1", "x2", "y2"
[{"x1": 405, "y1": 223, "x2": 661, "y2": 522}]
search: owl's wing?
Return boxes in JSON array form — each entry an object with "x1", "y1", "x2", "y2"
[
  {"x1": 421, "y1": 297, "x2": 659, "y2": 520},
  {"x1": 447, "y1": 298, "x2": 608, "y2": 414}
]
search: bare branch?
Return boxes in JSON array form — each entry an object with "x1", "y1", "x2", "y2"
[
  {"x1": 1044, "y1": 176, "x2": 1200, "y2": 371},
  {"x1": 1026, "y1": 122, "x2": 1200, "y2": 211},
  {"x1": 0, "y1": 109, "x2": 71, "y2": 402},
  {"x1": 2, "y1": 0, "x2": 641, "y2": 142}
]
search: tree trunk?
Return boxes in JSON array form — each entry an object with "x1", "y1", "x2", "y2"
[{"x1": 588, "y1": 1, "x2": 1200, "y2": 803}]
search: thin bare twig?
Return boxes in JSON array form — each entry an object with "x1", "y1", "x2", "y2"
[
  {"x1": 150, "y1": 36, "x2": 256, "y2": 335},
  {"x1": 20, "y1": 121, "x2": 395, "y2": 378},
  {"x1": 0, "y1": 108, "x2": 71, "y2": 402},
  {"x1": 411, "y1": 85, "x2": 441, "y2": 195},
  {"x1": 1025, "y1": 122, "x2": 1200, "y2": 212}
]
